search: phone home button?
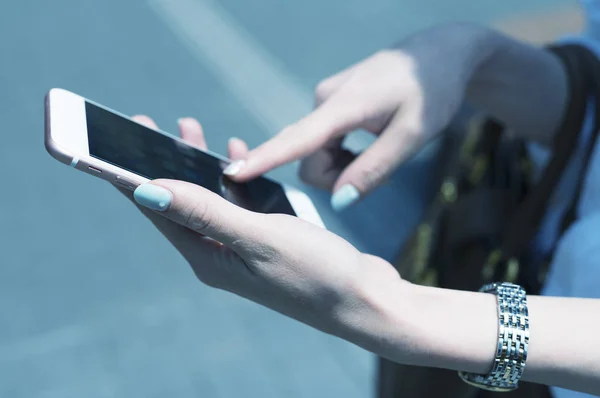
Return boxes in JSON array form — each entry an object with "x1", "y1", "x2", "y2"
[{"x1": 115, "y1": 176, "x2": 136, "y2": 190}]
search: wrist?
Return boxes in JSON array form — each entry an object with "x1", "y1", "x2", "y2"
[
  {"x1": 340, "y1": 274, "x2": 498, "y2": 374},
  {"x1": 400, "y1": 22, "x2": 498, "y2": 88},
  {"x1": 451, "y1": 23, "x2": 501, "y2": 84},
  {"x1": 330, "y1": 255, "x2": 499, "y2": 375},
  {"x1": 330, "y1": 257, "x2": 419, "y2": 359},
  {"x1": 393, "y1": 285, "x2": 498, "y2": 372},
  {"x1": 466, "y1": 29, "x2": 568, "y2": 143}
]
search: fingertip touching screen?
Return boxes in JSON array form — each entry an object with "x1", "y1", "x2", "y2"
[{"x1": 85, "y1": 102, "x2": 295, "y2": 215}]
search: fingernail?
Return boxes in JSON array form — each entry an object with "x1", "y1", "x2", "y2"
[
  {"x1": 133, "y1": 184, "x2": 172, "y2": 212},
  {"x1": 228, "y1": 137, "x2": 241, "y2": 144},
  {"x1": 223, "y1": 159, "x2": 245, "y2": 176},
  {"x1": 331, "y1": 184, "x2": 360, "y2": 212}
]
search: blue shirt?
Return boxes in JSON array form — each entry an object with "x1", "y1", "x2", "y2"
[{"x1": 534, "y1": 2, "x2": 600, "y2": 397}]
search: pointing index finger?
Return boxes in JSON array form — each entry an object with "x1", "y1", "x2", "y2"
[{"x1": 226, "y1": 96, "x2": 366, "y2": 181}]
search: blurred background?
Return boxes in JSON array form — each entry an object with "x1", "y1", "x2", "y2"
[{"x1": 0, "y1": 1, "x2": 581, "y2": 397}]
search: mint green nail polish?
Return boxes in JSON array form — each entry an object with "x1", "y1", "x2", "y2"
[
  {"x1": 331, "y1": 184, "x2": 360, "y2": 212},
  {"x1": 134, "y1": 184, "x2": 172, "y2": 212}
]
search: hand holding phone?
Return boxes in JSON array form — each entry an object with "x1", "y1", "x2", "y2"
[
  {"x1": 44, "y1": 89, "x2": 410, "y2": 366},
  {"x1": 45, "y1": 88, "x2": 324, "y2": 227},
  {"x1": 122, "y1": 164, "x2": 403, "y2": 353}
]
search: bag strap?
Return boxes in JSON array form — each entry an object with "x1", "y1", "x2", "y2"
[
  {"x1": 495, "y1": 44, "x2": 600, "y2": 273},
  {"x1": 558, "y1": 45, "x2": 600, "y2": 233}
]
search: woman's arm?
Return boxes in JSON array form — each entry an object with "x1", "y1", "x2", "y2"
[
  {"x1": 126, "y1": 121, "x2": 600, "y2": 394},
  {"x1": 341, "y1": 281, "x2": 600, "y2": 395}
]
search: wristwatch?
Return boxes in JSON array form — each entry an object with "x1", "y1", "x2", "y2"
[{"x1": 458, "y1": 282, "x2": 530, "y2": 392}]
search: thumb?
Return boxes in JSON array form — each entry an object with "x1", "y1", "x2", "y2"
[
  {"x1": 133, "y1": 179, "x2": 260, "y2": 250},
  {"x1": 330, "y1": 117, "x2": 423, "y2": 211},
  {"x1": 224, "y1": 95, "x2": 366, "y2": 182}
]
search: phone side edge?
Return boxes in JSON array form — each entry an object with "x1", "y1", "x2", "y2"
[
  {"x1": 282, "y1": 184, "x2": 326, "y2": 229},
  {"x1": 44, "y1": 90, "x2": 76, "y2": 166}
]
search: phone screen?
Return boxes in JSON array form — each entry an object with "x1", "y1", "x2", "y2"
[{"x1": 85, "y1": 102, "x2": 295, "y2": 215}]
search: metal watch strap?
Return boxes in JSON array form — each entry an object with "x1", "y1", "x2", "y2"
[{"x1": 458, "y1": 282, "x2": 530, "y2": 392}]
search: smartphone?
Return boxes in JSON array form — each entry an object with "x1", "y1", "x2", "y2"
[{"x1": 44, "y1": 88, "x2": 324, "y2": 228}]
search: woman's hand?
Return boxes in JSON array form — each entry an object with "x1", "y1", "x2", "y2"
[
  {"x1": 221, "y1": 23, "x2": 566, "y2": 211},
  {"x1": 222, "y1": 23, "x2": 496, "y2": 210},
  {"x1": 125, "y1": 115, "x2": 408, "y2": 342}
]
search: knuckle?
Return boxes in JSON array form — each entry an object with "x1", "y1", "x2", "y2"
[
  {"x1": 186, "y1": 259, "x2": 214, "y2": 288},
  {"x1": 182, "y1": 200, "x2": 213, "y2": 233},
  {"x1": 298, "y1": 166, "x2": 313, "y2": 186},
  {"x1": 298, "y1": 154, "x2": 336, "y2": 190},
  {"x1": 371, "y1": 49, "x2": 390, "y2": 61},
  {"x1": 189, "y1": 244, "x2": 249, "y2": 290},
  {"x1": 315, "y1": 79, "x2": 334, "y2": 101},
  {"x1": 276, "y1": 123, "x2": 300, "y2": 143},
  {"x1": 370, "y1": 49, "x2": 400, "y2": 66},
  {"x1": 401, "y1": 122, "x2": 425, "y2": 146},
  {"x1": 193, "y1": 267, "x2": 220, "y2": 288},
  {"x1": 355, "y1": 162, "x2": 387, "y2": 190},
  {"x1": 280, "y1": 124, "x2": 296, "y2": 137},
  {"x1": 298, "y1": 158, "x2": 318, "y2": 185}
]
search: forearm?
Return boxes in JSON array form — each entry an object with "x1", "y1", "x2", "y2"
[
  {"x1": 466, "y1": 28, "x2": 568, "y2": 145},
  {"x1": 344, "y1": 281, "x2": 600, "y2": 395}
]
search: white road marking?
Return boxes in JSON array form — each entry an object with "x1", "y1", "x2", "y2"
[{"x1": 148, "y1": 0, "x2": 371, "y2": 152}]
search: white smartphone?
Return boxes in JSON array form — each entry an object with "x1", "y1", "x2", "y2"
[{"x1": 45, "y1": 88, "x2": 324, "y2": 228}]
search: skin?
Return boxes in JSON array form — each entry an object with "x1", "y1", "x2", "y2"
[
  {"x1": 125, "y1": 23, "x2": 599, "y2": 394},
  {"x1": 225, "y1": 23, "x2": 567, "y2": 200}
]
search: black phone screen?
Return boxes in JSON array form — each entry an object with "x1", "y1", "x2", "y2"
[{"x1": 85, "y1": 101, "x2": 295, "y2": 215}]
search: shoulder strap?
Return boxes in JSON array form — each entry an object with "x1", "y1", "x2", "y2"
[
  {"x1": 497, "y1": 44, "x2": 600, "y2": 269},
  {"x1": 558, "y1": 45, "x2": 600, "y2": 233}
]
